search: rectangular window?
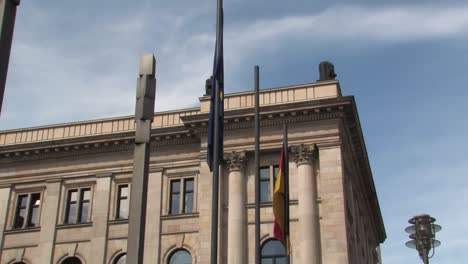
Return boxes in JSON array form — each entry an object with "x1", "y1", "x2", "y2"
[
  {"x1": 183, "y1": 179, "x2": 194, "y2": 214},
  {"x1": 169, "y1": 180, "x2": 181, "y2": 215},
  {"x1": 116, "y1": 184, "x2": 129, "y2": 219},
  {"x1": 65, "y1": 188, "x2": 91, "y2": 224},
  {"x1": 27, "y1": 193, "x2": 41, "y2": 227},
  {"x1": 13, "y1": 192, "x2": 41, "y2": 229},
  {"x1": 260, "y1": 167, "x2": 271, "y2": 202},
  {"x1": 169, "y1": 177, "x2": 195, "y2": 215},
  {"x1": 273, "y1": 165, "x2": 280, "y2": 185},
  {"x1": 79, "y1": 188, "x2": 90, "y2": 223}
]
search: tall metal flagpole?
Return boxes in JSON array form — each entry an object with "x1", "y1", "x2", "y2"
[
  {"x1": 210, "y1": 78, "x2": 221, "y2": 264},
  {"x1": 254, "y1": 65, "x2": 261, "y2": 264},
  {"x1": 283, "y1": 123, "x2": 291, "y2": 264},
  {"x1": 127, "y1": 54, "x2": 156, "y2": 264},
  {"x1": 0, "y1": 0, "x2": 21, "y2": 113},
  {"x1": 210, "y1": 0, "x2": 223, "y2": 262}
]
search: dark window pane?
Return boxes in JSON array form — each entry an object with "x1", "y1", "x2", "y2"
[
  {"x1": 82, "y1": 189, "x2": 91, "y2": 201},
  {"x1": 27, "y1": 193, "x2": 41, "y2": 227},
  {"x1": 19, "y1": 195, "x2": 28, "y2": 207},
  {"x1": 62, "y1": 257, "x2": 82, "y2": 264},
  {"x1": 185, "y1": 179, "x2": 194, "y2": 192},
  {"x1": 260, "y1": 180, "x2": 270, "y2": 202},
  {"x1": 171, "y1": 180, "x2": 180, "y2": 193},
  {"x1": 67, "y1": 203, "x2": 77, "y2": 224},
  {"x1": 29, "y1": 206, "x2": 39, "y2": 227},
  {"x1": 14, "y1": 195, "x2": 28, "y2": 228},
  {"x1": 260, "y1": 167, "x2": 270, "y2": 179},
  {"x1": 80, "y1": 202, "x2": 89, "y2": 223},
  {"x1": 119, "y1": 185, "x2": 129, "y2": 198},
  {"x1": 184, "y1": 192, "x2": 193, "y2": 213},
  {"x1": 170, "y1": 180, "x2": 181, "y2": 214},
  {"x1": 69, "y1": 190, "x2": 78, "y2": 202},
  {"x1": 169, "y1": 250, "x2": 191, "y2": 264},
  {"x1": 119, "y1": 199, "x2": 129, "y2": 219},
  {"x1": 170, "y1": 194, "x2": 180, "y2": 214},
  {"x1": 261, "y1": 259, "x2": 273, "y2": 264},
  {"x1": 115, "y1": 254, "x2": 127, "y2": 264},
  {"x1": 262, "y1": 240, "x2": 286, "y2": 256},
  {"x1": 276, "y1": 257, "x2": 287, "y2": 264},
  {"x1": 15, "y1": 208, "x2": 26, "y2": 228},
  {"x1": 30, "y1": 193, "x2": 41, "y2": 206},
  {"x1": 273, "y1": 165, "x2": 280, "y2": 183}
]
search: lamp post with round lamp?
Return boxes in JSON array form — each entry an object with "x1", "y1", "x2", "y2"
[{"x1": 405, "y1": 214, "x2": 441, "y2": 264}]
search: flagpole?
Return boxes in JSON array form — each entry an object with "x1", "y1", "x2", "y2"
[
  {"x1": 283, "y1": 123, "x2": 291, "y2": 264},
  {"x1": 254, "y1": 65, "x2": 261, "y2": 264},
  {"x1": 210, "y1": 79, "x2": 220, "y2": 264},
  {"x1": 210, "y1": 0, "x2": 223, "y2": 262}
]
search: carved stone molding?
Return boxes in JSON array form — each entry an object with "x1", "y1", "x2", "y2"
[
  {"x1": 293, "y1": 144, "x2": 317, "y2": 166},
  {"x1": 224, "y1": 151, "x2": 247, "y2": 172}
]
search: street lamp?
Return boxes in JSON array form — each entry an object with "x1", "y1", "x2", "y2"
[
  {"x1": 405, "y1": 214, "x2": 441, "y2": 264},
  {"x1": 0, "y1": 0, "x2": 21, "y2": 113}
]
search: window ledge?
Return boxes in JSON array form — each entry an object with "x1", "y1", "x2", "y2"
[
  {"x1": 161, "y1": 212, "x2": 199, "y2": 220},
  {"x1": 56, "y1": 222, "x2": 93, "y2": 229},
  {"x1": 246, "y1": 199, "x2": 298, "y2": 208},
  {"x1": 4, "y1": 226, "x2": 40, "y2": 234},
  {"x1": 108, "y1": 219, "x2": 129, "y2": 225}
]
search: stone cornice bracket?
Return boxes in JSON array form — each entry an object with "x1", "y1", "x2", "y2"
[
  {"x1": 224, "y1": 151, "x2": 247, "y2": 172},
  {"x1": 293, "y1": 144, "x2": 317, "y2": 166}
]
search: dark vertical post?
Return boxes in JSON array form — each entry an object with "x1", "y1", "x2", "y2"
[
  {"x1": 0, "y1": 0, "x2": 20, "y2": 113},
  {"x1": 283, "y1": 124, "x2": 291, "y2": 264},
  {"x1": 210, "y1": 78, "x2": 221, "y2": 264},
  {"x1": 254, "y1": 65, "x2": 261, "y2": 264},
  {"x1": 210, "y1": 0, "x2": 223, "y2": 262},
  {"x1": 128, "y1": 54, "x2": 156, "y2": 264}
]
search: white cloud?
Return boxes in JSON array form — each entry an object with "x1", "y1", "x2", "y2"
[
  {"x1": 2, "y1": 4, "x2": 468, "y2": 129},
  {"x1": 227, "y1": 5, "x2": 468, "y2": 51}
]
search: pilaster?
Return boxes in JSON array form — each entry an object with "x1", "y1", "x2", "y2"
[
  {"x1": 0, "y1": 184, "x2": 11, "y2": 259},
  {"x1": 317, "y1": 145, "x2": 349, "y2": 263},
  {"x1": 143, "y1": 170, "x2": 163, "y2": 263},
  {"x1": 197, "y1": 160, "x2": 214, "y2": 263},
  {"x1": 89, "y1": 173, "x2": 112, "y2": 264},
  {"x1": 38, "y1": 179, "x2": 61, "y2": 263}
]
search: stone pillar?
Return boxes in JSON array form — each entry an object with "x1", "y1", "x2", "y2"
[
  {"x1": 197, "y1": 160, "x2": 214, "y2": 263},
  {"x1": 225, "y1": 151, "x2": 247, "y2": 264},
  {"x1": 143, "y1": 170, "x2": 163, "y2": 263},
  {"x1": 0, "y1": 184, "x2": 11, "y2": 258},
  {"x1": 37, "y1": 179, "x2": 62, "y2": 263},
  {"x1": 90, "y1": 173, "x2": 112, "y2": 264},
  {"x1": 294, "y1": 144, "x2": 321, "y2": 264}
]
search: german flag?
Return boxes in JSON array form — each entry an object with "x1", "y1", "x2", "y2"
[{"x1": 273, "y1": 142, "x2": 290, "y2": 254}]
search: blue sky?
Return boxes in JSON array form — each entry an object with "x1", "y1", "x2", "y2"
[{"x1": 2, "y1": 1, "x2": 468, "y2": 263}]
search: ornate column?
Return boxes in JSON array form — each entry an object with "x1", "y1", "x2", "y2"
[
  {"x1": 225, "y1": 151, "x2": 247, "y2": 264},
  {"x1": 294, "y1": 144, "x2": 321, "y2": 264}
]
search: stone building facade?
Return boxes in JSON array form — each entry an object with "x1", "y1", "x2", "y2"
[{"x1": 0, "y1": 78, "x2": 385, "y2": 263}]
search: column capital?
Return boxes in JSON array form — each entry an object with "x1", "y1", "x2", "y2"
[
  {"x1": 224, "y1": 151, "x2": 247, "y2": 172},
  {"x1": 293, "y1": 144, "x2": 317, "y2": 166}
]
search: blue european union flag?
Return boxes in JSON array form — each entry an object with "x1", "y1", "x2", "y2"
[{"x1": 207, "y1": 9, "x2": 224, "y2": 172}]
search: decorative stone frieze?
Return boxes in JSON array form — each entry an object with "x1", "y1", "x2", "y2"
[
  {"x1": 293, "y1": 144, "x2": 316, "y2": 166},
  {"x1": 224, "y1": 151, "x2": 247, "y2": 172}
]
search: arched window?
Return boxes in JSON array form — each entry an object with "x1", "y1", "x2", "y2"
[
  {"x1": 168, "y1": 249, "x2": 191, "y2": 264},
  {"x1": 113, "y1": 253, "x2": 126, "y2": 264},
  {"x1": 261, "y1": 239, "x2": 287, "y2": 264},
  {"x1": 62, "y1": 256, "x2": 82, "y2": 264}
]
